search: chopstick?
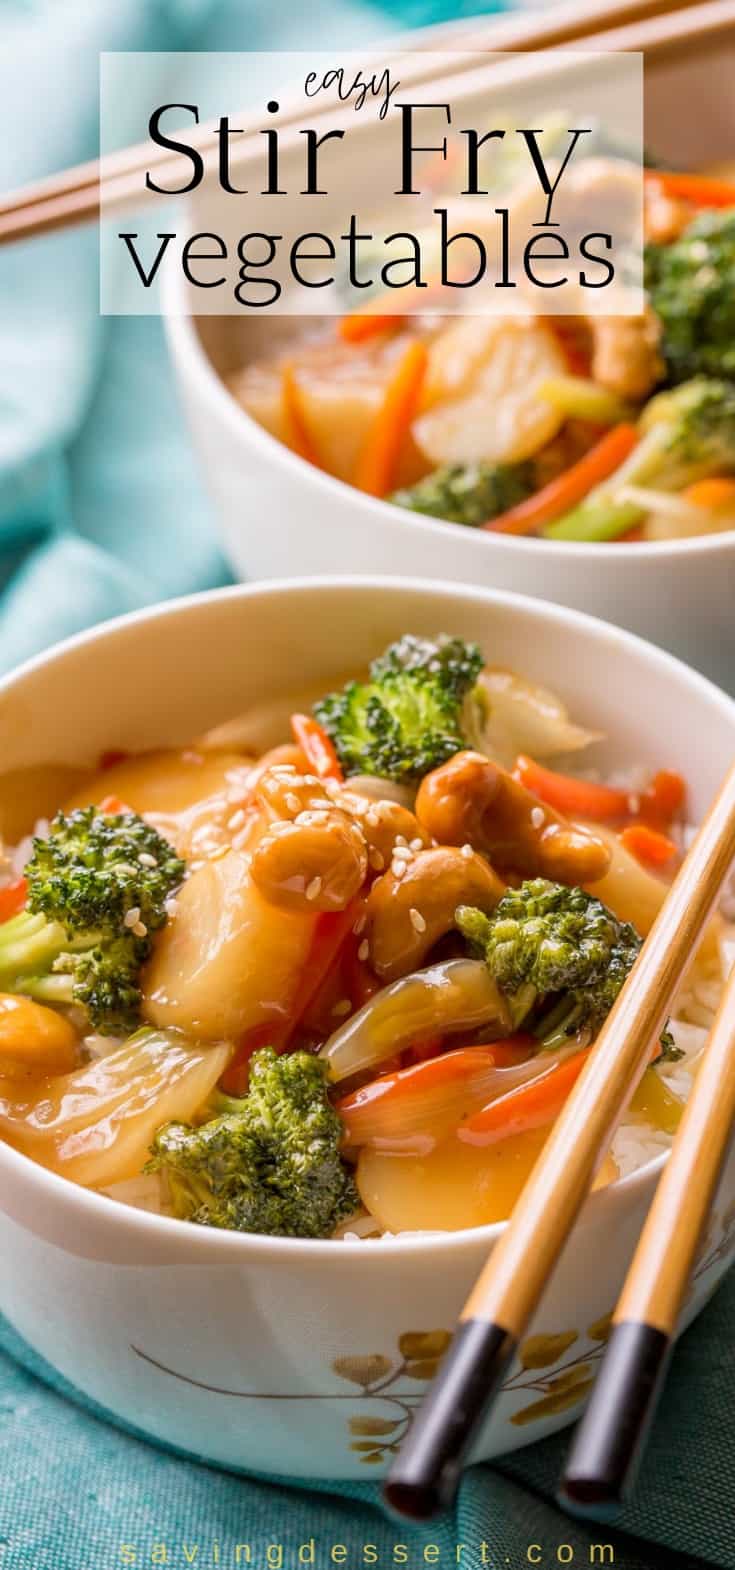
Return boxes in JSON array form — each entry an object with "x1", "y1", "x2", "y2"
[
  {"x1": 0, "y1": 0, "x2": 729, "y2": 248},
  {"x1": 383, "y1": 759, "x2": 735, "y2": 1522},
  {"x1": 559, "y1": 956, "x2": 735, "y2": 1514}
]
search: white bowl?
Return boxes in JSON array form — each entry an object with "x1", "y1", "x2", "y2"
[
  {"x1": 165, "y1": 301, "x2": 735, "y2": 693},
  {"x1": 1, "y1": 577, "x2": 734, "y2": 1481}
]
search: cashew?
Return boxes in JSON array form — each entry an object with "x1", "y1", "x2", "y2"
[
  {"x1": 254, "y1": 765, "x2": 429, "y2": 875},
  {"x1": 0, "y1": 993, "x2": 79, "y2": 1079},
  {"x1": 254, "y1": 765, "x2": 330, "y2": 821},
  {"x1": 337, "y1": 790, "x2": 430, "y2": 871},
  {"x1": 416, "y1": 751, "x2": 611, "y2": 886},
  {"x1": 366, "y1": 846, "x2": 505, "y2": 981},
  {"x1": 250, "y1": 810, "x2": 368, "y2": 912}
]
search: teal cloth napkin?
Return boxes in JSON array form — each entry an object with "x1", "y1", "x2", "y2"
[
  {"x1": 1, "y1": 1276, "x2": 733, "y2": 1570},
  {"x1": 2, "y1": 3, "x2": 735, "y2": 1570}
]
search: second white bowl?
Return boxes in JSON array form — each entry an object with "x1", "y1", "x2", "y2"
[{"x1": 165, "y1": 301, "x2": 735, "y2": 693}]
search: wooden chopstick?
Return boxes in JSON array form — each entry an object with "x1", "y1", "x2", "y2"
[
  {"x1": 559, "y1": 956, "x2": 735, "y2": 1514},
  {"x1": 383, "y1": 759, "x2": 735, "y2": 1522},
  {"x1": 0, "y1": 0, "x2": 729, "y2": 249}
]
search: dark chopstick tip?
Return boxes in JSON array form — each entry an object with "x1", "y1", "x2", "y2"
[
  {"x1": 558, "y1": 1320, "x2": 671, "y2": 1521},
  {"x1": 383, "y1": 1319, "x2": 517, "y2": 1521},
  {"x1": 382, "y1": 1478, "x2": 448, "y2": 1522},
  {"x1": 556, "y1": 1474, "x2": 625, "y2": 1522}
]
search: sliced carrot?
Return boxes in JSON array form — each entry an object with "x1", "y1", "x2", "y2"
[
  {"x1": 353, "y1": 340, "x2": 429, "y2": 498},
  {"x1": 0, "y1": 877, "x2": 27, "y2": 922},
  {"x1": 514, "y1": 755, "x2": 632, "y2": 820},
  {"x1": 619, "y1": 823, "x2": 678, "y2": 868},
  {"x1": 338, "y1": 1044, "x2": 516, "y2": 1153},
  {"x1": 485, "y1": 424, "x2": 638, "y2": 536},
  {"x1": 514, "y1": 755, "x2": 686, "y2": 829},
  {"x1": 460, "y1": 1030, "x2": 665, "y2": 1145},
  {"x1": 220, "y1": 1022, "x2": 278, "y2": 1096},
  {"x1": 281, "y1": 365, "x2": 321, "y2": 467},
  {"x1": 643, "y1": 769, "x2": 686, "y2": 823},
  {"x1": 681, "y1": 477, "x2": 735, "y2": 510},
  {"x1": 459, "y1": 1048, "x2": 589, "y2": 1145},
  {"x1": 542, "y1": 318, "x2": 593, "y2": 379},
  {"x1": 221, "y1": 901, "x2": 360, "y2": 1094},
  {"x1": 98, "y1": 793, "x2": 131, "y2": 816},
  {"x1": 645, "y1": 170, "x2": 735, "y2": 209},
  {"x1": 338, "y1": 270, "x2": 455, "y2": 344},
  {"x1": 290, "y1": 713, "x2": 343, "y2": 782},
  {"x1": 339, "y1": 310, "x2": 403, "y2": 344}
]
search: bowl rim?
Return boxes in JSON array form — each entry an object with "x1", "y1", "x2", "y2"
[
  {"x1": 164, "y1": 277, "x2": 735, "y2": 562},
  {"x1": 2, "y1": 573, "x2": 734, "y2": 1263}
]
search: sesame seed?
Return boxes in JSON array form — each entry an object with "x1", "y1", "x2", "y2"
[
  {"x1": 164, "y1": 897, "x2": 179, "y2": 917},
  {"x1": 628, "y1": 793, "x2": 641, "y2": 814},
  {"x1": 409, "y1": 907, "x2": 427, "y2": 934},
  {"x1": 365, "y1": 809, "x2": 380, "y2": 828},
  {"x1": 138, "y1": 852, "x2": 157, "y2": 868},
  {"x1": 353, "y1": 912, "x2": 367, "y2": 935},
  {"x1": 394, "y1": 835, "x2": 408, "y2": 848},
  {"x1": 332, "y1": 998, "x2": 352, "y2": 1018},
  {"x1": 304, "y1": 774, "x2": 320, "y2": 787},
  {"x1": 123, "y1": 907, "x2": 141, "y2": 928},
  {"x1": 228, "y1": 808, "x2": 246, "y2": 831},
  {"x1": 358, "y1": 939, "x2": 370, "y2": 962},
  {"x1": 369, "y1": 849, "x2": 384, "y2": 871},
  {"x1": 461, "y1": 843, "x2": 474, "y2": 860},
  {"x1": 410, "y1": 837, "x2": 424, "y2": 852},
  {"x1": 132, "y1": 920, "x2": 148, "y2": 939},
  {"x1": 392, "y1": 860, "x2": 406, "y2": 880},
  {"x1": 285, "y1": 793, "x2": 301, "y2": 815},
  {"x1": 530, "y1": 807, "x2": 544, "y2": 830},
  {"x1": 306, "y1": 875, "x2": 322, "y2": 901},
  {"x1": 392, "y1": 847, "x2": 410, "y2": 864}
]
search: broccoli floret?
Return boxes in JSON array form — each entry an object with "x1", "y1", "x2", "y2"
[
  {"x1": 314, "y1": 634, "x2": 483, "y2": 783},
  {"x1": 547, "y1": 377, "x2": 735, "y2": 542},
  {"x1": 0, "y1": 808, "x2": 184, "y2": 1034},
  {"x1": 456, "y1": 879, "x2": 642, "y2": 1046},
  {"x1": 27, "y1": 806, "x2": 184, "y2": 934},
  {"x1": 148, "y1": 1046, "x2": 358, "y2": 1238},
  {"x1": 646, "y1": 210, "x2": 735, "y2": 384},
  {"x1": 390, "y1": 462, "x2": 536, "y2": 528}
]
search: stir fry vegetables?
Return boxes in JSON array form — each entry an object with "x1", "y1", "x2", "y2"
[
  {"x1": 0, "y1": 808, "x2": 184, "y2": 1034},
  {"x1": 391, "y1": 461, "x2": 535, "y2": 528},
  {"x1": 547, "y1": 377, "x2": 735, "y2": 542},
  {"x1": 149, "y1": 1047, "x2": 358, "y2": 1238},
  {"x1": 314, "y1": 634, "x2": 483, "y2": 783},
  {"x1": 0, "y1": 1029, "x2": 230, "y2": 1187},
  {"x1": 456, "y1": 880, "x2": 643, "y2": 1047},
  {"x1": 0, "y1": 637, "x2": 710, "y2": 1239},
  {"x1": 227, "y1": 162, "x2": 735, "y2": 543},
  {"x1": 646, "y1": 210, "x2": 735, "y2": 384}
]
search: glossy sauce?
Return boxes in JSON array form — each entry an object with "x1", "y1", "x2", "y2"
[{"x1": 357, "y1": 1127, "x2": 619, "y2": 1232}]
